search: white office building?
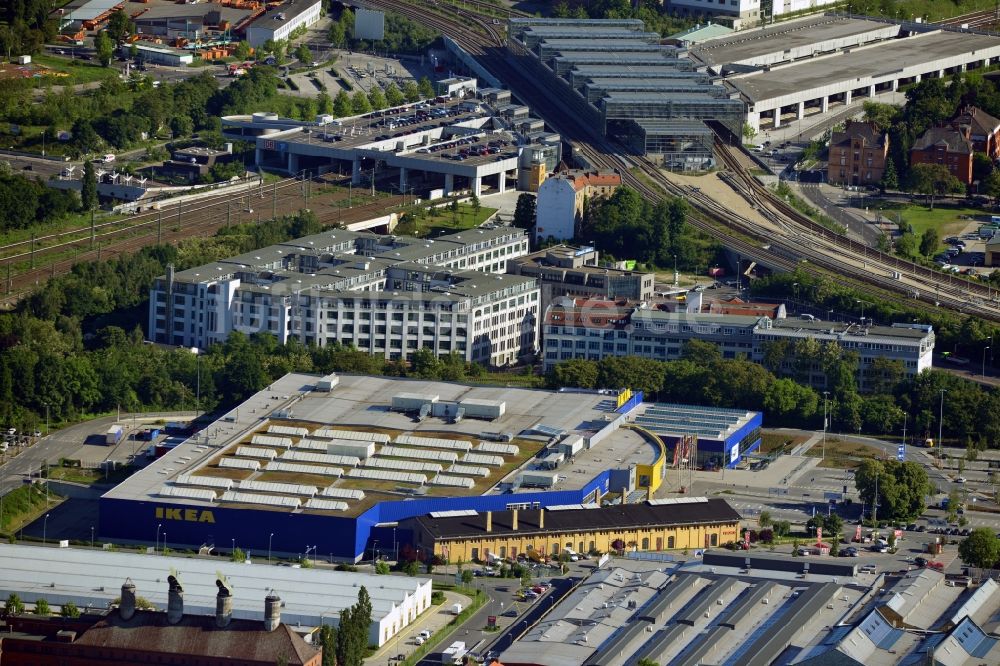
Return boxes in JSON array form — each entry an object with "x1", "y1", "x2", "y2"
[
  {"x1": 148, "y1": 227, "x2": 539, "y2": 366},
  {"x1": 246, "y1": 0, "x2": 322, "y2": 48}
]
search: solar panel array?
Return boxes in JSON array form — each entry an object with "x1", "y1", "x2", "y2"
[
  {"x1": 395, "y1": 434, "x2": 472, "y2": 452},
  {"x1": 235, "y1": 446, "x2": 278, "y2": 460},
  {"x1": 461, "y1": 453, "x2": 504, "y2": 467},
  {"x1": 304, "y1": 498, "x2": 350, "y2": 512},
  {"x1": 268, "y1": 425, "x2": 308, "y2": 437},
  {"x1": 347, "y1": 468, "x2": 426, "y2": 484},
  {"x1": 313, "y1": 428, "x2": 390, "y2": 444},
  {"x1": 477, "y1": 442, "x2": 519, "y2": 455},
  {"x1": 219, "y1": 458, "x2": 260, "y2": 471},
  {"x1": 265, "y1": 461, "x2": 344, "y2": 477},
  {"x1": 251, "y1": 435, "x2": 293, "y2": 448},
  {"x1": 159, "y1": 486, "x2": 217, "y2": 501},
  {"x1": 238, "y1": 479, "x2": 318, "y2": 496},
  {"x1": 379, "y1": 446, "x2": 459, "y2": 463},
  {"x1": 430, "y1": 474, "x2": 475, "y2": 489},
  {"x1": 365, "y1": 457, "x2": 443, "y2": 473},
  {"x1": 319, "y1": 487, "x2": 365, "y2": 500},
  {"x1": 446, "y1": 464, "x2": 490, "y2": 477},
  {"x1": 175, "y1": 474, "x2": 233, "y2": 490},
  {"x1": 280, "y1": 450, "x2": 361, "y2": 467},
  {"x1": 220, "y1": 491, "x2": 301, "y2": 508}
]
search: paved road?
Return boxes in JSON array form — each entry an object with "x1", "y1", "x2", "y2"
[{"x1": 796, "y1": 181, "x2": 884, "y2": 246}]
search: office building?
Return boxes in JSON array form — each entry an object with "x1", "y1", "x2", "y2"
[
  {"x1": 245, "y1": 0, "x2": 322, "y2": 48},
  {"x1": 147, "y1": 227, "x2": 539, "y2": 366}
]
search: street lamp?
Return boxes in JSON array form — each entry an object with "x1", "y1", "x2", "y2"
[
  {"x1": 822, "y1": 391, "x2": 830, "y2": 460},
  {"x1": 938, "y1": 389, "x2": 947, "y2": 449},
  {"x1": 162, "y1": 532, "x2": 166, "y2": 555},
  {"x1": 268, "y1": 532, "x2": 274, "y2": 564},
  {"x1": 156, "y1": 523, "x2": 162, "y2": 553},
  {"x1": 91, "y1": 525, "x2": 95, "y2": 549},
  {"x1": 43, "y1": 513, "x2": 50, "y2": 545},
  {"x1": 983, "y1": 345, "x2": 991, "y2": 378}
]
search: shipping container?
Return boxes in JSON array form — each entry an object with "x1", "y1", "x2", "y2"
[
  {"x1": 315, "y1": 373, "x2": 339, "y2": 392},
  {"x1": 106, "y1": 425, "x2": 124, "y2": 445},
  {"x1": 392, "y1": 393, "x2": 439, "y2": 411},
  {"x1": 458, "y1": 398, "x2": 506, "y2": 420}
]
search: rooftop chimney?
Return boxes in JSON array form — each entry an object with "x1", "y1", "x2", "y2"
[
  {"x1": 539, "y1": 508, "x2": 545, "y2": 529},
  {"x1": 166, "y1": 575, "x2": 184, "y2": 625},
  {"x1": 215, "y1": 578, "x2": 233, "y2": 629},
  {"x1": 264, "y1": 592, "x2": 281, "y2": 632},
  {"x1": 512, "y1": 509, "x2": 519, "y2": 531},
  {"x1": 119, "y1": 578, "x2": 136, "y2": 621},
  {"x1": 485, "y1": 511, "x2": 492, "y2": 533}
]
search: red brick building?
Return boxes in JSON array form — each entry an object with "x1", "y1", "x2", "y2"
[
  {"x1": 0, "y1": 579, "x2": 320, "y2": 666},
  {"x1": 952, "y1": 105, "x2": 1000, "y2": 159},
  {"x1": 827, "y1": 121, "x2": 889, "y2": 187},
  {"x1": 910, "y1": 127, "x2": 974, "y2": 185}
]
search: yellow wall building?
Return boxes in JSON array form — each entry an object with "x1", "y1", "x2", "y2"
[{"x1": 403, "y1": 498, "x2": 741, "y2": 563}]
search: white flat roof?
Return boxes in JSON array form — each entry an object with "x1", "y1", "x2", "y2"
[{"x1": 0, "y1": 543, "x2": 429, "y2": 626}]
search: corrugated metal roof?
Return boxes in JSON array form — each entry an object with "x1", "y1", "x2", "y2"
[
  {"x1": 346, "y1": 468, "x2": 425, "y2": 484},
  {"x1": 219, "y1": 491, "x2": 301, "y2": 508},
  {"x1": 265, "y1": 461, "x2": 343, "y2": 477},
  {"x1": 303, "y1": 498, "x2": 349, "y2": 512},
  {"x1": 218, "y1": 458, "x2": 260, "y2": 471},
  {"x1": 237, "y1": 479, "x2": 317, "y2": 496}
]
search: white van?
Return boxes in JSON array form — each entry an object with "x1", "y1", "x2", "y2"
[{"x1": 101, "y1": 154, "x2": 116, "y2": 163}]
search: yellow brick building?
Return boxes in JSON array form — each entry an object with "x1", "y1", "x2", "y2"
[{"x1": 403, "y1": 498, "x2": 741, "y2": 563}]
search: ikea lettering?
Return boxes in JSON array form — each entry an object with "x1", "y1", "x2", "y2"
[{"x1": 155, "y1": 507, "x2": 215, "y2": 523}]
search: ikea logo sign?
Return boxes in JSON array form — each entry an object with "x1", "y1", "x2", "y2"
[{"x1": 155, "y1": 507, "x2": 215, "y2": 523}]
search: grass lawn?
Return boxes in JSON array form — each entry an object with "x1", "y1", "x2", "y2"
[
  {"x1": 805, "y1": 438, "x2": 884, "y2": 469},
  {"x1": 758, "y1": 432, "x2": 809, "y2": 456},
  {"x1": 876, "y1": 201, "x2": 982, "y2": 252},
  {"x1": 395, "y1": 203, "x2": 498, "y2": 237},
  {"x1": 0, "y1": 484, "x2": 62, "y2": 534},
  {"x1": 46, "y1": 466, "x2": 132, "y2": 485},
  {"x1": 30, "y1": 54, "x2": 118, "y2": 85}
]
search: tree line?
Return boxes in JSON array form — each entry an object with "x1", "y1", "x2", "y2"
[
  {"x1": 317, "y1": 586, "x2": 372, "y2": 666},
  {"x1": 546, "y1": 339, "x2": 1000, "y2": 446}
]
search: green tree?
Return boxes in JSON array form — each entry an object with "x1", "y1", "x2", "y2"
[
  {"x1": 351, "y1": 90, "x2": 371, "y2": 115},
  {"x1": 958, "y1": 528, "x2": 1000, "y2": 569},
  {"x1": 234, "y1": 40, "x2": 252, "y2": 60},
  {"x1": 95, "y1": 30, "x2": 114, "y2": 67},
  {"x1": 758, "y1": 510, "x2": 773, "y2": 529},
  {"x1": 470, "y1": 193, "x2": 481, "y2": 217},
  {"x1": 417, "y1": 76, "x2": 435, "y2": 100},
  {"x1": 81, "y1": 161, "x2": 98, "y2": 211},
  {"x1": 425, "y1": 560, "x2": 435, "y2": 575},
  {"x1": 367, "y1": 87, "x2": 386, "y2": 110},
  {"x1": 33, "y1": 598, "x2": 49, "y2": 615},
  {"x1": 295, "y1": 43, "x2": 312, "y2": 64},
  {"x1": 906, "y1": 163, "x2": 964, "y2": 209},
  {"x1": 318, "y1": 624, "x2": 338, "y2": 666},
  {"x1": 855, "y1": 459, "x2": 932, "y2": 523},
  {"x1": 919, "y1": 228, "x2": 939, "y2": 257},
  {"x1": 512, "y1": 192, "x2": 536, "y2": 229},
  {"x1": 385, "y1": 82, "x2": 404, "y2": 107},
  {"x1": 375, "y1": 560, "x2": 390, "y2": 575},
  {"x1": 742, "y1": 122, "x2": 757, "y2": 142},
  {"x1": 333, "y1": 90, "x2": 352, "y2": 117},
  {"x1": 461, "y1": 569, "x2": 474, "y2": 585},
  {"x1": 5, "y1": 593, "x2": 24, "y2": 616},
  {"x1": 682, "y1": 339, "x2": 723, "y2": 366},
  {"x1": 547, "y1": 358, "x2": 598, "y2": 389},
  {"x1": 106, "y1": 9, "x2": 134, "y2": 46},
  {"x1": 329, "y1": 21, "x2": 346, "y2": 47},
  {"x1": 61, "y1": 602, "x2": 80, "y2": 618},
  {"x1": 403, "y1": 560, "x2": 419, "y2": 576},
  {"x1": 637, "y1": 659, "x2": 660, "y2": 666},
  {"x1": 880, "y1": 156, "x2": 898, "y2": 191},
  {"x1": 403, "y1": 80, "x2": 420, "y2": 103}
]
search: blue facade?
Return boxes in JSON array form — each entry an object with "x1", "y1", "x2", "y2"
[{"x1": 99, "y1": 471, "x2": 611, "y2": 561}]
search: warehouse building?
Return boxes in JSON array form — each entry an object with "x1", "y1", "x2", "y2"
[
  {"x1": 507, "y1": 18, "x2": 741, "y2": 167},
  {"x1": 689, "y1": 16, "x2": 1000, "y2": 131},
  {"x1": 99, "y1": 373, "x2": 657, "y2": 562},
  {"x1": 147, "y1": 226, "x2": 539, "y2": 366},
  {"x1": 634, "y1": 402, "x2": 762, "y2": 470},
  {"x1": 542, "y1": 304, "x2": 935, "y2": 390},
  {"x1": 125, "y1": 43, "x2": 194, "y2": 67},
  {"x1": 245, "y1": 0, "x2": 321, "y2": 48},
  {"x1": 402, "y1": 498, "x2": 742, "y2": 562},
  {"x1": 0, "y1": 543, "x2": 429, "y2": 649}
]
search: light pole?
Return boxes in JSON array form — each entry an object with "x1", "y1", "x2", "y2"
[
  {"x1": 673, "y1": 254, "x2": 678, "y2": 287},
  {"x1": 156, "y1": 523, "x2": 161, "y2": 553},
  {"x1": 822, "y1": 391, "x2": 829, "y2": 460},
  {"x1": 938, "y1": 389, "x2": 946, "y2": 449},
  {"x1": 231, "y1": 538, "x2": 236, "y2": 558},
  {"x1": 372, "y1": 540, "x2": 379, "y2": 568},
  {"x1": 43, "y1": 402, "x2": 49, "y2": 436},
  {"x1": 983, "y1": 345, "x2": 991, "y2": 378},
  {"x1": 268, "y1": 532, "x2": 274, "y2": 564},
  {"x1": 393, "y1": 527, "x2": 397, "y2": 563},
  {"x1": 43, "y1": 513, "x2": 50, "y2": 545},
  {"x1": 162, "y1": 532, "x2": 166, "y2": 555},
  {"x1": 90, "y1": 525, "x2": 94, "y2": 549}
]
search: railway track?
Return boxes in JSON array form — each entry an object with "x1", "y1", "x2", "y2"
[
  {"x1": 2, "y1": 178, "x2": 407, "y2": 306},
  {"x1": 938, "y1": 8, "x2": 1000, "y2": 29},
  {"x1": 373, "y1": 0, "x2": 1000, "y2": 323}
]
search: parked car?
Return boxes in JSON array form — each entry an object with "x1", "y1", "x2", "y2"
[{"x1": 915, "y1": 557, "x2": 928, "y2": 567}]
